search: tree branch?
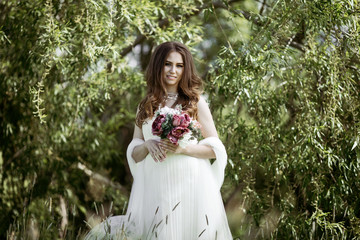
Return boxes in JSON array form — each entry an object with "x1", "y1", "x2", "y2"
[
  {"x1": 224, "y1": 182, "x2": 246, "y2": 210},
  {"x1": 215, "y1": 1, "x2": 306, "y2": 52},
  {"x1": 120, "y1": 0, "x2": 244, "y2": 57},
  {"x1": 77, "y1": 162, "x2": 128, "y2": 194},
  {"x1": 289, "y1": 41, "x2": 305, "y2": 52},
  {"x1": 260, "y1": 0, "x2": 267, "y2": 15}
]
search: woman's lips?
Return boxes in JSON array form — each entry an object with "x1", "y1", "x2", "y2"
[{"x1": 167, "y1": 75, "x2": 177, "y2": 79}]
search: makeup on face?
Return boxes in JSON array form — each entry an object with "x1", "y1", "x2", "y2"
[{"x1": 163, "y1": 51, "x2": 184, "y2": 91}]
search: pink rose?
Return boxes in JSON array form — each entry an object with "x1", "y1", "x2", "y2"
[
  {"x1": 167, "y1": 133, "x2": 179, "y2": 145},
  {"x1": 152, "y1": 114, "x2": 165, "y2": 136},
  {"x1": 179, "y1": 113, "x2": 191, "y2": 128},
  {"x1": 172, "y1": 114, "x2": 182, "y2": 126},
  {"x1": 171, "y1": 126, "x2": 189, "y2": 139}
]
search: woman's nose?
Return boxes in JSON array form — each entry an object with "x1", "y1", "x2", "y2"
[{"x1": 170, "y1": 65, "x2": 175, "y2": 73}]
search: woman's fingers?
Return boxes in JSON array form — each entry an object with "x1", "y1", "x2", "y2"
[
  {"x1": 162, "y1": 145, "x2": 177, "y2": 152},
  {"x1": 151, "y1": 152, "x2": 158, "y2": 162},
  {"x1": 164, "y1": 146, "x2": 177, "y2": 152},
  {"x1": 146, "y1": 139, "x2": 167, "y2": 162},
  {"x1": 160, "y1": 139, "x2": 178, "y2": 152},
  {"x1": 147, "y1": 138, "x2": 184, "y2": 162},
  {"x1": 157, "y1": 145, "x2": 167, "y2": 155},
  {"x1": 151, "y1": 145, "x2": 166, "y2": 162},
  {"x1": 151, "y1": 151, "x2": 158, "y2": 162},
  {"x1": 153, "y1": 152, "x2": 162, "y2": 162},
  {"x1": 160, "y1": 139, "x2": 173, "y2": 147},
  {"x1": 156, "y1": 147, "x2": 166, "y2": 161}
]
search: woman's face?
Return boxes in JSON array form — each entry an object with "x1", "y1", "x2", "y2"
[{"x1": 163, "y1": 51, "x2": 184, "y2": 91}]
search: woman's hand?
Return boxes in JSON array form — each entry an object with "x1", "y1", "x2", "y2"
[
  {"x1": 145, "y1": 139, "x2": 166, "y2": 162},
  {"x1": 160, "y1": 139, "x2": 185, "y2": 154}
]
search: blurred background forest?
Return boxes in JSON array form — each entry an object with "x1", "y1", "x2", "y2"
[{"x1": 1, "y1": 0, "x2": 360, "y2": 239}]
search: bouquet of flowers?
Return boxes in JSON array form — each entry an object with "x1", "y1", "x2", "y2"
[{"x1": 152, "y1": 105, "x2": 201, "y2": 145}]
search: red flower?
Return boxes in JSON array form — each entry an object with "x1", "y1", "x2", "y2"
[
  {"x1": 171, "y1": 126, "x2": 189, "y2": 139},
  {"x1": 152, "y1": 114, "x2": 165, "y2": 136},
  {"x1": 179, "y1": 113, "x2": 191, "y2": 128},
  {"x1": 167, "y1": 133, "x2": 179, "y2": 145},
  {"x1": 172, "y1": 114, "x2": 182, "y2": 126}
]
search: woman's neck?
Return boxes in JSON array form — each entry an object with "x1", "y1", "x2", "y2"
[
  {"x1": 163, "y1": 92, "x2": 178, "y2": 107},
  {"x1": 165, "y1": 85, "x2": 178, "y2": 94}
]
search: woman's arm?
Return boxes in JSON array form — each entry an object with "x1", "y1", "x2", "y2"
[
  {"x1": 160, "y1": 96, "x2": 217, "y2": 159},
  {"x1": 131, "y1": 121, "x2": 166, "y2": 163}
]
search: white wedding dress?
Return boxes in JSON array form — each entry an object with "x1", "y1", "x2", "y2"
[{"x1": 85, "y1": 115, "x2": 232, "y2": 240}]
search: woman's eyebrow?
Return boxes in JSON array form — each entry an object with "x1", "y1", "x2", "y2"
[{"x1": 165, "y1": 60, "x2": 184, "y2": 64}]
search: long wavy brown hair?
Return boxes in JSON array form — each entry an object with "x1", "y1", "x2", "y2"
[{"x1": 136, "y1": 41, "x2": 203, "y2": 127}]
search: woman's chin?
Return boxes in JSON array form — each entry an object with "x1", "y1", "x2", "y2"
[{"x1": 165, "y1": 80, "x2": 179, "y2": 87}]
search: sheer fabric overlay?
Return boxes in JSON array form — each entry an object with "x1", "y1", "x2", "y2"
[{"x1": 85, "y1": 115, "x2": 232, "y2": 240}]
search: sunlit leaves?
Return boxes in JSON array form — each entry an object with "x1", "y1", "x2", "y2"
[
  {"x1": 208, "y1": 0, "x2": 360, "y2": 238},
  {"x1": 0, "y1": 0, "x2": 204, "y2": 237},
  {"x1": 1, "y1": 0, "x2": 360, "y2": 238}
]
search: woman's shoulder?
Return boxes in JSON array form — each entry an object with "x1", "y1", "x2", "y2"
[
  {"x1": 196, "y1": 95, "x2": 218, "y2": 138},
  {"x1": 197, "y1": 95, "x2": 209, "y2": 108},
  {"x1": 196, "y1": 95, "x2": 213, "y2": 120}
]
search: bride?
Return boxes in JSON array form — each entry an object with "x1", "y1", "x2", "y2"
[{"x1": 85, "y1": 41, "x2": 232, "y2": 240}]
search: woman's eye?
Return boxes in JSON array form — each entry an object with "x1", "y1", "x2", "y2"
[
  {"x1": 177, "y1": 65, "x2": 183, "y2": 68},
  {"x1": 165, "y1": 63, "x2": 171, "y2": 66}
]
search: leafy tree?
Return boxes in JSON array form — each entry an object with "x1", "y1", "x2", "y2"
[
  {"x1": 0, "y1": 0, "x2": 210, "y2": 238},
  {"x1": 1, "y1": 0, "x2": 359, "y2": 239},
  {"x1": 208, "y1": 0, "x2": 360, "y2": 238}
]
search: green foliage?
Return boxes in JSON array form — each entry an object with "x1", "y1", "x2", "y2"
[
  {"x1": 1, "y1": 0, "x2": 360, "y2": 239},
  {"x1": 0, "y1": 0, "x2": 203, "y2": 238},
  {"x1": 208, "y1": 0, "x2": 360, "y2": 238}
]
